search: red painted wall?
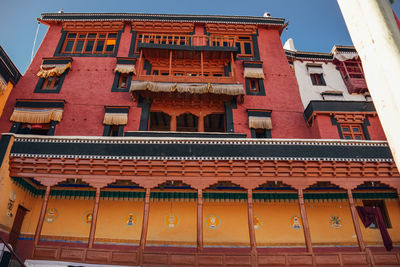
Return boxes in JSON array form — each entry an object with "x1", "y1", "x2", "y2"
[
  {"x1": 367, "y1": 115, "x2": 386, "y2": 140},
  {"x1": 0, "y1": 20, "x2": 386, "y2": 141},
  {"x1": 234, "y1": 28, "x2": 312, "y2": 139}
]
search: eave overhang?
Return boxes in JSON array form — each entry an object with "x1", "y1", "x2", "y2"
[
  {"x1": 9, "y1": 134, "x2": 392, "y2": 162},
  {"x1": 40, "y1": 13, "x2": 286, "y2": 26},
  {"x1": 304, "y1": 100, "x2": 376, "y2": 123}
]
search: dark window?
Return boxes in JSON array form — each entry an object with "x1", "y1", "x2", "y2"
[
  {"x1": 176, "y1": 113, "x2": 198, "y2": 132},
  {"x1": 310, "y1": 73, "x2": 326, "y2": 86},
  {"x1": 362, "y1": 200, "x2": 391, "y2": 228},
  {"x1": 17, "y1": 123, "x2": 51, "y2": 135},
  {"x1": 204, "y1": 113, "x2": 225, "y2": 132},
  {"x1": 118, "y1": 74, "x2": 129, "y2": 89},
  {"x1": 255, "y1": 129, "x2": 266, "y2": 138},
  {"x1": 109, "y1": 125, "x2": 120, "y2": 136},
  {"x1": 249, "y1": 79, "x2": 259, "y2": 92},
  {"x1": 103, "y1": 125, "x2": 124, "y2": 136},
  {"x1": 150, "y1": 112, "x2": 171, "y2": 131}
]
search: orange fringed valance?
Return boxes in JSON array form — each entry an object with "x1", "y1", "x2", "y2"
[
  {"x1": 103, "y1": 113, "x2": 128, "y2": 125},
  {"x1": 248, "y1": 116, "x2": 272, "y2": 130},
  {"x1": 114, "y1": 64, "x2": 136, "y2": 75},
  {"x1": 10, "y1": 108, "x2": 63, "y2": 124},
  {"x1": 243, "y1": 68, "x2": 265, "y2": 79},
  {"x1": 37, "y1": 62, "x2": 71, "y2": 79},
  {"x1": 130, "y1": 81, "x2": 245, "y2": 96}
]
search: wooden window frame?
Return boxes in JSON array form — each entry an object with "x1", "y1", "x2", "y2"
[
  {"x1": 340, "y1": 123, "x2": 365, "y2": 140},
  {"x1": 41, "y1": 76, "x2": 60, "y2": 90},
  {"x1": 310, "y1": 73, "x2": 326, "y2": 86},
  {"x1": 34, "y1": 69, "x2": 69, "y2": 94},
  {"x1": 245, "y1": 78, "x2": 265, "y2": 96},
  {"x1": 111, "y1": 72, "x2": 133, "y2": 92},
  {"x1": 235, "y1": 36, "x2": 253, "y2": 57},
  {"x1": 102, "y1": 125, "x2": 124, "y2": 136},
  {"x1": 61, "y1": 32, "x2": 118, "y2": 55},
  {"x1": 249, "y1": 79, "x2": 260, "y2": 92}
]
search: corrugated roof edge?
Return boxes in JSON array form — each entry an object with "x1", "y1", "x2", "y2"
[
  {"x1": 0, "y1": 46, "x2": 22, "y2": 85},
  {"x1": 40, "y1": 12, "x2": 286, "y2": 25}
]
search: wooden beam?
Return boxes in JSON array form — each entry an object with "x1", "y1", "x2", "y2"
[
  {"x1": 247, "y1": 189, "x2": 256, "y2": 253},
  {"x1": 231, "y1": 51, "x2": 236, "y2": 80},
  {"x1": 169, "y1": 50, "x2": 173, "y2": 76},
  {"x1": 88, "y1": 187, "x2": 101, "y2": 248},
  {"x1": 197, "y1": 189, "x2": 203, "y2": 251},
  {"x1": 298, "y1": 189, "x2": 313, "y2": 253},
  {"x1": 137, "y1": 50, "x2": 143, "y2": 77},
  {"x1": 140, "y1": 188, "x2": 151, "y2": 250},
  {"x1": 34, "y1": 186, "x2": 51, "y2": 245},
  {"x1": 347, "y1": 188, "x2": 366, "y2": 251},
  {"x1": 201, "y1": 51, "x2": 204, "y2": 77}
]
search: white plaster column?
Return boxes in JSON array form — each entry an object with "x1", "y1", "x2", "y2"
[{"x1": 337, "y1": 0, "x2": 400, "y2": 168}]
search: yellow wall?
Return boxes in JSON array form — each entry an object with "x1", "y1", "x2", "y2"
[
  {"x1": 0, "y1": 82, "x2": 14, "y2": 118},
  {"x1": 41, "y1": 199, "x2": 93, "y2": 241},
  {"x1": 306, "y1": 201, "x2": 358, "y2": 246},
  {"x1": 147, "y1": 200, "x2": 196, "y2": 246},
  {"x1": 253, "y1": 201, "x2": 305, "y2": 246},
  {"x1": 356, "y1": 199, "x2": 400, "y2": 246},
  {"x1": 0, "y1": 136, "x2": 40, "y2": 237},
  {"x1": 203, "y1": 201, "x2": 249, "y2": 247},
  {"x1": 95, "y1": 200, "x2": 144, "y2": 244}
]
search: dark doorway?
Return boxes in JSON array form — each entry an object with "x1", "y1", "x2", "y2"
[
  {"x1": 8, "y1": 205, "x2": 29, "y2": 249},
  {"x1": 176, "y1": 113, "x2": 198, "y2": 132}
]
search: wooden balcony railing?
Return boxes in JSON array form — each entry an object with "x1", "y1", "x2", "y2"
[
  {"x1": 137, "y1": 74, "x2": 235, "y2": 84},
  {"x1": 138, "y1": 34, "x2": 237, "y2": 48}
]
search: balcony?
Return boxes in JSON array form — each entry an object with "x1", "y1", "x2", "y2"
[
  {"x1": 136, "y1": 34, "x2": 238, "y2": 52},
  {"x1": 343, "y1": 76, "x2": 368, "y2": 94},
  {"x1": 136, "y1": 74, "x2": 235, "y2": 84}
]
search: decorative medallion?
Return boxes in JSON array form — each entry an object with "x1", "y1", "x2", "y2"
[
  {"x1": 164, "y1": 214, "x2": 179, "y2": 228},
  {"x1": 125, "y1": 213, "x2": 138, "y2": 226},
  {"x1": 83, "y1": 210, "x2": 93, "y2": 224},
  {"x1": 206, "y1": 215, "x2": 221, "y2": 229},
  {"x1": 289, "y1": 215, "x2": 302, "y2": 229},
  {"x1": 253, "y1": 215, "x2": 263, "y2": 229},
  {"x1": 45, "y1": 208, "x2": 58, "y2": 223},
  {"x1": 329, "y1": 216, "x2": 343, "y2": 229}
]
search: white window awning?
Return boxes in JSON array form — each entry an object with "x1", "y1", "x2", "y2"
[
  {"x1": 10, "y1": 108, "x2": 63, "y2": 124},
  {"x1": 103, "y1": 112, "x2": 128, "y2": 125},
  {"x1": 243, "y1": 68, "x2": 265, "y2": 79},
  {"x1": 37, "y1": 62, "x2": 71, "y2": 78},
  {"x1": 130, "y1": 81, "x2": 245, "y2": 96},
  {"x1": 248, "y1": 116, "x2": 272, "y2": 130}
]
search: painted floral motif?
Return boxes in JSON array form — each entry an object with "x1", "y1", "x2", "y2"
[
  {"x1": 165, "y1": 214, "x2": 179, "y2": 228},
  {"x1": 45, "y1": 208, "x2": 58, "y2": 223},
  {"x1": 329, "y1": 215, "x2": 343, "y2": 228},
  {"x1": 125, "y1": 213, "x2": 138, "y2": 226},
  {"x1": 83, "y1": 210, "x2": 93, "y2": 224},
  {"x1": 253, "y1": 215, "x2": 263, "y2": 229},
  {"x1": 289, "y1": 215, "x2": 302, "y2": 229},
  {"x1": 206, "y1": 215, "x2": 220, "y2": 229}
]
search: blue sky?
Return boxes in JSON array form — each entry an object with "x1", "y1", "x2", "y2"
[{"x1": 1, "y1": 0, "x2": 399, "y2": 74}]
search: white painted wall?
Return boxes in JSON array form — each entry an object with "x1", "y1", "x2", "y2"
[{"x1": 292, "y1": 60, "x2": 367, "y2": 108}]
